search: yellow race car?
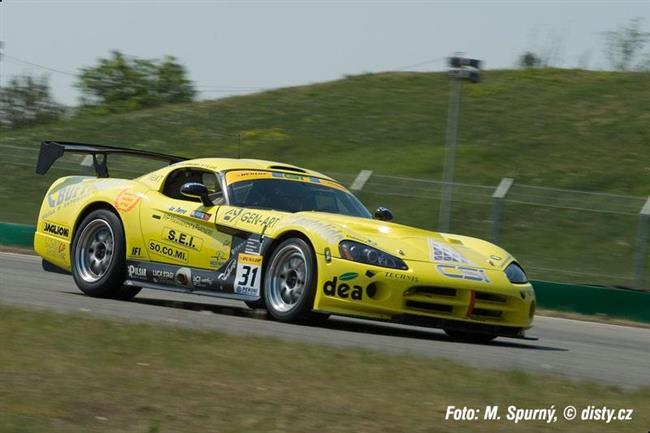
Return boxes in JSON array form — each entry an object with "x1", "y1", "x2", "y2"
[{"x1": 34, "y1": 141, "x2": 535, "y2": 342}]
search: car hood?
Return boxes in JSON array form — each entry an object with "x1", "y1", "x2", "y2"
[{"x1": 294, "y1": 212, "x2": 512, "y2": 271}]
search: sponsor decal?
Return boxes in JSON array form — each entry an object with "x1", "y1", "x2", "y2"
[
  {"x1": 130, "y1": 246, "x2": 142, "y2": 256},
  {"x1": 218, "y1": 259, "x2": 237, "y2": 281},
  {"x1": 436, "y1": 264, "x2": 491, "y2": 283},
  {"x1": 163, "y1": 227, "x2": 203, "y2": 251},
  {"x1": 222, "y1": 208, "x2": 280, "y2": 229},
  {"x1": 114, "y1": 189, "x2": 141, "y2": 212},
  {"x1": 147, "y1": 240, "x2": 189, "y2": 263},
  {"x1": 384, "y1": 271, "x2": 419, "y2": 283},
  {"x1": 339, "y1": 272, "x2": 358, "y2": 281},
  {"x1": 168, "y1": 206, "x2": 187, "y2": 215},
  {"x1": 162, "y1": 214, "x2": 215, "y2": 236},
  {"x1": 47, "y1": 184, "x2": 90, "y2": 209},
  {"x1": 42, "y1": 237, "x2": 67, "y2": 260},
  {"x1": 323, "y1": 276, "x2": 364, "y2": 300},
  {"x1": 234, "y1": 253, "x2": 263, "y2": 297},
  {"x1": 225, "y1": 170, "x2": 347, "y2": 192},
  {"x1": 190, "y1": 210, "x2": 212, "y2": 221},
  {"x1": 127, "y1": 265, "x2": 147, "y2": 279},
  {"x1": 192, "y1": 275, "x2": 215, "y2": 289},
  {"x1": 43, "y1": 222, "x2": 70, "y2": 238},
  {"x1": 225, "y1": 170, "x2": 273, "y2": 183},
  {"x1": 152, "y1": 269, "x2": 175, "y2": 283},
  {"x1": 223, "y1": 207, "x2": 244, "y2": 222},
  {"x1": 240, "y1": 211, "x2": 280, "y2": 228},
  {"x1": 42, "y1": 182, "x2": 91, "y2": 218},
  {"x1": 429, "y1": 240, "x2": 474, "y2": 265}
]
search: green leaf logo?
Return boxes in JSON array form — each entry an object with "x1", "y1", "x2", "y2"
[{"x1": 339, "y1": 272, "x2": 358, "y2": 281}]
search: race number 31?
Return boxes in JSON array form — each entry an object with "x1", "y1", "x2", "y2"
[{"x1": 235, "y1": 253, "x2": 263, "y2": 297}]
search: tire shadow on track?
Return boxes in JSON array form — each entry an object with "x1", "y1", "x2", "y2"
[{"x1": 63, "y1": 290, "x2": 566, "y2": 352}]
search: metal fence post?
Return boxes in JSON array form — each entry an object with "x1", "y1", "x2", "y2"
[
  {"x1": 349, "y1": 170, "x2": 373, "y2": 192},
  {"x1": 634, "y1": 196, "x2": 650, "y2": 290},
  {"x1": 438, "y1": 78, "x2": 461, "y2": 233},
  {"x1": 490, "y1": 177, "x2": 514, "y2": 244}
]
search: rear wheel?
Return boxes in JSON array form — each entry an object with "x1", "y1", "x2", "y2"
[
  {"x1": 71, "y1": 209, "x2": 138, "y2": 300},
  {"x1": 263, "y1": 238, "x2": 319, "y2": 322},
  {"x1": 444, "y1": 329, "x2": 497, "y2": 344}
]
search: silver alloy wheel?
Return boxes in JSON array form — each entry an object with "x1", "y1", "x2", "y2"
[
  {"x1": 74, "y1": 219, "x2": 115, "y2": 283},
  {"x1": 267, "y1": 244, "x2": 309, "y2": 313}
]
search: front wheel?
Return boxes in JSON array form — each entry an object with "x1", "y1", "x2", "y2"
[
  {"x1": 71, "y1": 209, "x2": 137, "y2": 300},
  {"x1": 263, "y1": 238, "x2": 317, "y2": 322}
]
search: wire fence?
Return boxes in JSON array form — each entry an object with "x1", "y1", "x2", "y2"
[
  {"x1": 330, "y1": 171, "x2": 649, "y2": 290},
  {"x1": 0, "y1": 141, "x2": 647, "y2": 290}
]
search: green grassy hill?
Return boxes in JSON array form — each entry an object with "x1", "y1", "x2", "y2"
[{"x1": 1, "y1": 69, "x2": 648, "y2": 286}]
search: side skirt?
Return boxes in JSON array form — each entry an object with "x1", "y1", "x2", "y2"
[
  {"x1": 124, "y1": 279, "x2": 259, "y2": 302},
  {"x1": 124, "y1": 260, "x2": 261, "y2": 302}
]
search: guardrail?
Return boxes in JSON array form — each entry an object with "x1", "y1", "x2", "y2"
[
  {"x1": 0, "y1": 222, "x2": 36, "y2": 248},
  {"x1": 532, "y1": 280, "x2": 650, "y2": 323}
]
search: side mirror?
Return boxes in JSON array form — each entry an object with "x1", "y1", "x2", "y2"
[
  {"x1": 374, "y1": 207, "x2": 394, "y2": 221},
  {"x1": 181, "y1": 182, "x2": 212, "y2": 207}
]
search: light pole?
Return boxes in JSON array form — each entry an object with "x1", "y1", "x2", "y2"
[
  {"x1": 438, "y1": 56, "x2": 481, "y2": 232},
  {"x1": 0, "y1": 41, "x2": 4, "y2": 88}
]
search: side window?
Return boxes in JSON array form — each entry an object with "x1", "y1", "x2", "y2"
[
  {"x1": 314, "y1": 193, "x2": 339, "y2": 213},
  {"x1": 162, "y1": 168, "x2": 223, "y2": 204},
  {"x1": 202, "y1": 172, "x2": 225, "y2": 205}
]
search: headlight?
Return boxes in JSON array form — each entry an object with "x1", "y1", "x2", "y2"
[
  {"x1": 339, "y1": 240, "x2": 408, "y2": 270},
  {"x1": 505, "y1": 262, "x2": 528, "y2": 284}
]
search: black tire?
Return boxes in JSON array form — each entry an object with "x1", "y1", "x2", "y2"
[
  {"x1": 71, "y1": 209, "x2": 135, "y2": 300},
  {"x1": 263, "y1": 238, "x2": 318, "y2": 322},
  {"x1": 444, "y1": 328, "x2": 497, "y2": 344}
]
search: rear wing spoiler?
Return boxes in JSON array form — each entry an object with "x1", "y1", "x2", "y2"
[{"x1": 35, "y1": 140, "x2": 187, "y2": 178}]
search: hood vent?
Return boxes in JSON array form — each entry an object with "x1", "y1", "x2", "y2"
[{"x1": 268, "y1": 165, "x2": 307, "y2": 173}]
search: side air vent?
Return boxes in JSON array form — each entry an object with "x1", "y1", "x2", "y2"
[
  {"x1": 268, "y1": 165, "x2": 308, "y2": 173},
  {"x1": 475, "y1": 292, "x2": 507, "y2": 304}
]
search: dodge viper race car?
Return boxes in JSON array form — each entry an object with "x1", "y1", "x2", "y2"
[{"x1": 34, "y1": 141, "x2": 535, "y2": 342}]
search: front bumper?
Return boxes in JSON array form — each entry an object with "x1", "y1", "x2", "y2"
[{"x1": 313, "y1": 256, "x2": 535, "y2": 333}]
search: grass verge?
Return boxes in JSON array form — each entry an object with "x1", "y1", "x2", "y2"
[{"x1": 0, "y1": 304, "x2": 648, "y2": 433}]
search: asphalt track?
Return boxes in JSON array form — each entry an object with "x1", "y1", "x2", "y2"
[{"x1": 1, "y1": 251, "x2": 648, "y2": 388}]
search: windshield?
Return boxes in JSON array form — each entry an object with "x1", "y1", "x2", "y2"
[{"x1": 226, "y1": 171, "x2": 372, "y2": 218}]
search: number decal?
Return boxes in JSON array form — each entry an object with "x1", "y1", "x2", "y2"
[
  {"x1": 234, "y1": 253, "x2": 263, "y2": 297},
  {"x1": 237, "y1": 266, "x2": 258, "y2": 287}
]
